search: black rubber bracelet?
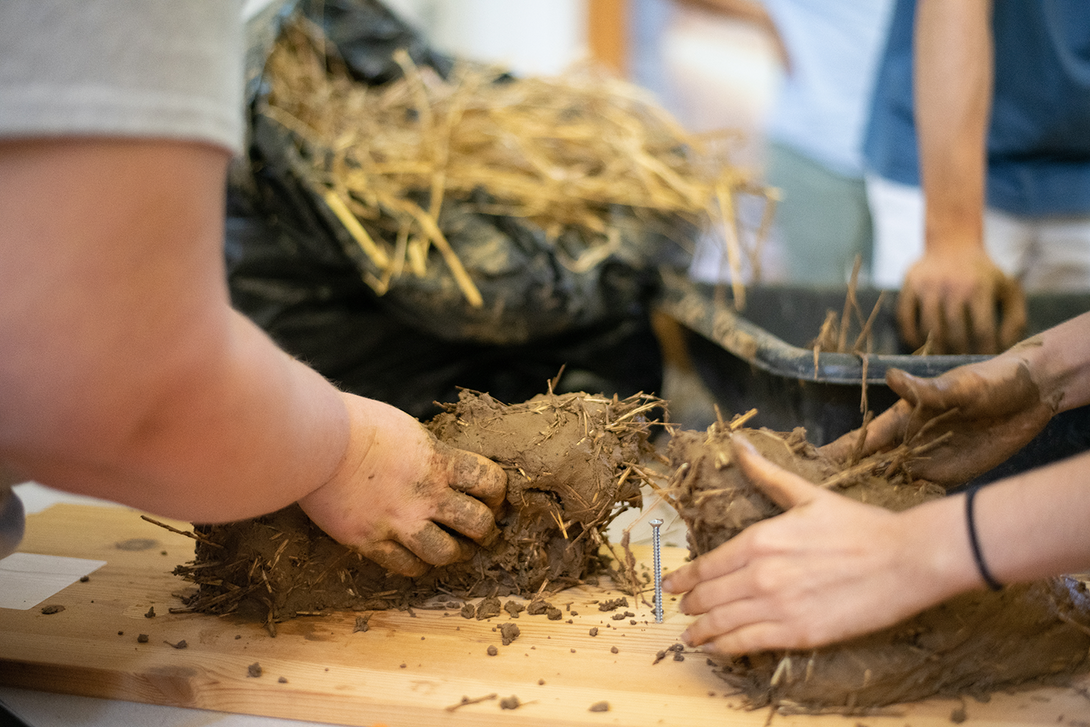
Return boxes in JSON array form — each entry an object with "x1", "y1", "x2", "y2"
[{"x1": 965, "y1": 487, "x2": 1003, "y2": 591}]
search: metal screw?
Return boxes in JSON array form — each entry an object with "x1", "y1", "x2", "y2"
[{"x1": 650, "y1": 518, "x2": 664, "y2": 623}]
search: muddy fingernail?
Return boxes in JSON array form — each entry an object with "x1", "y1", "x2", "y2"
[{"x1": 480, "y1": 523, "x2": 500, "y2": 548}]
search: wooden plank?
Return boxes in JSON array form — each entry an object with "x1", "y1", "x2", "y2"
[{"x1": 1, "y1": 503, "x2": 1088, "y2": 726}]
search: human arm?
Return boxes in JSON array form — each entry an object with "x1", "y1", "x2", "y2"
[
  {"x1": 662, "y1": 435, "x2": 1090, "y2": 653},
  {"x1": 822, "y1": 311, "x2": 1090, "y2": 484},
  {"x1": 898, "y1": 0, "x2": 1025, "y2": 355},
  {"x1": 672, "y1": 0, "x2": 789, "y2": 69},
  {"x1": 0, "y1": 138, "x2": 504, "y2": 576}
]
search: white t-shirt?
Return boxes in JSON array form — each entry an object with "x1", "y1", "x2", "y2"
[{"x1": 0, "y1": 0, "x2": 245, "y2": 155}]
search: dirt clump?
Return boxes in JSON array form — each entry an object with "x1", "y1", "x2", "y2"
[
  {"x1": 475, "y1": 596, "x2": 501, "y2": 620},
  {"x1": 172, "y1": 389, "x2": 660, "y2": 629},
  {"x1": 499, "y1": 623, "x2": 521, "y2": 645},
  {"x1": 667, "y1": 420, "x2": 1090, "y2": 713}
]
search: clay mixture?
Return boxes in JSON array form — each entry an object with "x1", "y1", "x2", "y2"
[
  {"x1": 174, "y1": 389, "x2": 660, "y2": 629},
  {"x1": 667, "y1": 418, "x2": 1090, "y2": 714}
]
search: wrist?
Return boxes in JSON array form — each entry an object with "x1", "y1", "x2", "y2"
[
  {"x1": 896, "y1": 496, "x2": 982, "y2": 604},
  {"x1": 1011, "y1": 313, "x2": 1090, "y2": 412}
]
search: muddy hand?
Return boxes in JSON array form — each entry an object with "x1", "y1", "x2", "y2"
[
  {"x1": 820, "y1": 395, "x2": 912, "y2": 464},
  {"x1": 298, "y1": 394, "x2": 507, "y2": 577},
  {"x1": 824, "y1": 347, "x2": 1054, "y2": 485},
  {"x1": 663, "y1": 436, "x2": 950, "y2": 653},
  {"x1": 897, "y1": 248, "x2": 1026, "y2": 355}
]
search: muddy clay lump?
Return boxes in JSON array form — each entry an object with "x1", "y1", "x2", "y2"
[{"x1": 667, "y1": 421, "x2": 1090, "y2": 714}]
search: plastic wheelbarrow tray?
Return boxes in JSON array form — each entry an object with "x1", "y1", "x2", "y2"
[{"x1": 656, "y1": 270, "x2": 1090, "y2": 484}]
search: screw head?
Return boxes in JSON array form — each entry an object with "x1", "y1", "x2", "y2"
[{"x1": 649, "y1": 519, "x2": 663, "y2": 527}]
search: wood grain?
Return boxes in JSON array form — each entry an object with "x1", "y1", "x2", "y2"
[{"x1": 1, "y1": 504, "x2": 1088, "y2": 726}]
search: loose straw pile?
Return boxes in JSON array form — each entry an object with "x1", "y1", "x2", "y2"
[{"x1": 263, "y1": 16, "x2": 773, "y2": 306}]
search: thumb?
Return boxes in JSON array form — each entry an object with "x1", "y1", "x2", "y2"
[
  {"x1": 885, "y1": 368, "x2": 924, "y2": 406},
  {"x1": 732, "y1": 435, "x2": 820, "y2": 511}
]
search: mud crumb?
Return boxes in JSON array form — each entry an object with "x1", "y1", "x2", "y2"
[
  {"x1": 950, "y1": 705, "x2": 968, "y2": 723},
  {"x1": 503, "y1": 600, "x2": 525, "y2": 618},
  {"x1": 673, "y1": 652, "x2": 685, "y2": 662},
  {"x1": 499, "y1": 696, "x2": 521, "y2": 710},
  {"x1": 630, "y1": 619, "x2": 637, "y2": 625},
  {"x1": 589, "y1": 700, "x2": 610, "y2": 712},
  {"x1": 610, "y1": 646, "x2": 619, "y2": 654},
  {"x1": 144, "y1": 606, "x2": 155, "y2": 618},
  {"x1": 653, "y1": 650, "x2": 666, "y2": 665},
  {"x1": 527, "y1": 599, "x2": 549, "y2": 616},
  {"x1": 571, "y1": 649, "x2": 576, "y2": 653},
  {"x1": 353, "y1": 615, "x2": 371, "y2": 633},
  {"x1": 546, "y1": 606, "x2": 563, "y2": 620},
  {"x1": 460, "y1": 603, "x2": 475, "y2": 619},
  {"x1": 137, "y1": 634, "x2": 149, "y2": 643},
  {"x1": 117, "y1": 631, "x2": 123, "y2": 636},
  {"x1": 487, "y1": 645, "x2": 499, "y2": 656},
  {"x1": 477, "y1": 596, "x2": 503, "y2": 620},
  {"x1": 235, "y1": 634, "x2": 242, "y2": 640},
  {"x1": 589, "y1": 627, "x2": 599, "y2": 637},
  {"x1": 79, "y1": 575, "x2": 89, "y2": 583},
  {"x1": 598, "y1": 598, "x2": 628, "y2": 612},
  {"x1": 40, "y1": 605, "x2": 64, "y2": 615},
  {"x1": 278, "y1": 677, "x2": 288, "y2": 684},
  {"x1": 499, "y1": 623, "x2": 521, "y2": 646},
  {"x1": 446, "y1": 600, "x2": 459, "y2": 609},
  {"x1": 566, "y1": 619, "x2": 573, "y2": 624},
  {"x1": 571, "y1": 610, "x2": 579, "y2": 616},
  {"x1": 538, "y1": 679, "x2": 545, "y2": 685},
  {"x1": 247, "y1": 662, "x2": 263, "y2": 678},
  {"x1": 399, "y1": 663, "x2": 407, "y2": 669}
]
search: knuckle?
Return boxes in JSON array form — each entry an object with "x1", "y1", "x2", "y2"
[{"x1": 748, "y1": 561, "x2": 787, "y2": 595}]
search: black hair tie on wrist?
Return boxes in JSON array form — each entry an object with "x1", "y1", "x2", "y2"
[{"x1": 965, "y1": 486, "x2": 1003, "y2": 591}]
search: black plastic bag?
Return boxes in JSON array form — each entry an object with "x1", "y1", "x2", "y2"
[{"x1": 227, "y1": 0, "x2": 690, "y2": 417}]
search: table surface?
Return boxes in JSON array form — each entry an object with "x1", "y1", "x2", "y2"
[{"x1": 2, "y1": 503, "x2": 1090, "y2": 727}]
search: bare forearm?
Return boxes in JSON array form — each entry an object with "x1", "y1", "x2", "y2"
[
  {"x1": 0, "y1": 138, "x2": 352, "y2": 522},
  {"x1": 24, "y1": 310, "x2": 353, "y2": 523},
  {"x1": 674, "y1": 0, "x2": 770, "y2": 24},
  {"x1": 970, "y1": 452, "x2": 1090, "y2": 584},
  {"x1": 914, "y1": 0, "x2": 993, "y2": 251}
]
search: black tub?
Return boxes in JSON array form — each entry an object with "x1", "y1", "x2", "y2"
[{"x1": 657, "y1": 271, "x2": 1090, "y2": 483}]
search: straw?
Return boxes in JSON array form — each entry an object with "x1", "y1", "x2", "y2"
[{"x1": 261, "y1": 16, "x2": 774, "y2": 305}]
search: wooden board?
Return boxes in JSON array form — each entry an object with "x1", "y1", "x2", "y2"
[{"x1": 1, "y1": 504, "x2": 1088, "y2": 726}]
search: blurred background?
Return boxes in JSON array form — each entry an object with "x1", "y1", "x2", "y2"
[{"x1": 377, "y1": 0, "x2": 781, "y2": 166}]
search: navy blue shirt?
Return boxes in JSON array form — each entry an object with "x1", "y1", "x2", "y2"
[{"x1": 864, "y1": 0, "x2": 1090, "y2": 217}]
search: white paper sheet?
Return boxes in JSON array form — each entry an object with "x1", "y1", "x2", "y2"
[{"x1": 0, "y1": 552, "x2": 106, "y2": 610}]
